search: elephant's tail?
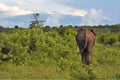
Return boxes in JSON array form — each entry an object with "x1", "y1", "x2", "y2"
[{"x1": 81, "y1": 30, "x2": 88, "y2": 52}]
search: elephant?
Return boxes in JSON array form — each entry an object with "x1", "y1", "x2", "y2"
[{"x1": 76, "y1": 28, "x2": 95, "y2": 65}]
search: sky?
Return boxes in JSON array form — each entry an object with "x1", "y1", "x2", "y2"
[{"x1": 0, "y1": 0, "x2": 120, "y2": 27}]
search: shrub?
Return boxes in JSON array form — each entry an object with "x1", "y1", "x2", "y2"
[{"x1": 98, "y1": 34, "x2": 118, "y2": 45}]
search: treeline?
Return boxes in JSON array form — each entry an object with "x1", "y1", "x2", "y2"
[
  {"x1": 43, "y1": 24, "x2": 120, "y2": 33},
  {"x1": 1, "y1": 24, "x2": 120, "y2": 32}
]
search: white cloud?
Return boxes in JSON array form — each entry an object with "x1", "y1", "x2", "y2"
[
  {"x1": 80, "y1": 9, "x2": 110, "y2": 26},
  {"x1": 0, "y1": 3, "x2": 32, "y2": 17},
  {"x1": 0, "y1": 1, "x2": 111, "y2": 27},
  {"x1": 44, "y1": 6, "x2": 87, "y2": 27},
  {"x1": 0, "y1": 0, "x2": 87, "y2": 17},
  {"x1": 71, "y1": 10, "x2": 87, "y2": 16},
  {"x1": 45, "y1": 13, "x2": 62, "y2": 27},
  {"x1": 54, "y1": 7, "x2": 87, "y2": 17},
  {"x1": 43, "y1": 2, "x2": 87, "y2": 17}
]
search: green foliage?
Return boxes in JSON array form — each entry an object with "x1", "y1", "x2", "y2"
[
  {"x1": 98, "y1": 34, "x2": 118, "y2": 45},
  {"x1": 0, "y1": 26, "x2": 120, "y2": 79},
  {"x1": 118, "y1": 35, "x2": 120, "y2": 42}
]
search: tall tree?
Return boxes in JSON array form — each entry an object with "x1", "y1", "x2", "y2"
[{"x1": 29, "y1": 13, "x2": 45, "y2": 28}]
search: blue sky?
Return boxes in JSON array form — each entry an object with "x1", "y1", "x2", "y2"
[{"x1": 0, "y1": 0, "x2": 120, "y2": 27}]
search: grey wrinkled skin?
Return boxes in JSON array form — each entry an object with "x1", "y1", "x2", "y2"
[{"x1": 76, "y1": 28, "x2": 95, "y2": 65}]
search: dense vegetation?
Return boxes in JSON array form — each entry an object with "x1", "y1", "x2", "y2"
[{"x1": 0, "y1": 24, "x2": 120, "y2": 79}]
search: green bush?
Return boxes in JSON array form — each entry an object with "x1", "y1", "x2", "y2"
[{"x1": 98, "y1": 34, "x2": 118, "y2": 45}]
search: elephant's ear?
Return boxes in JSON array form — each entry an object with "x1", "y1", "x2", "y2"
[{"x1": 90, "y1": 29, "x2": 96, "y2": 36}]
